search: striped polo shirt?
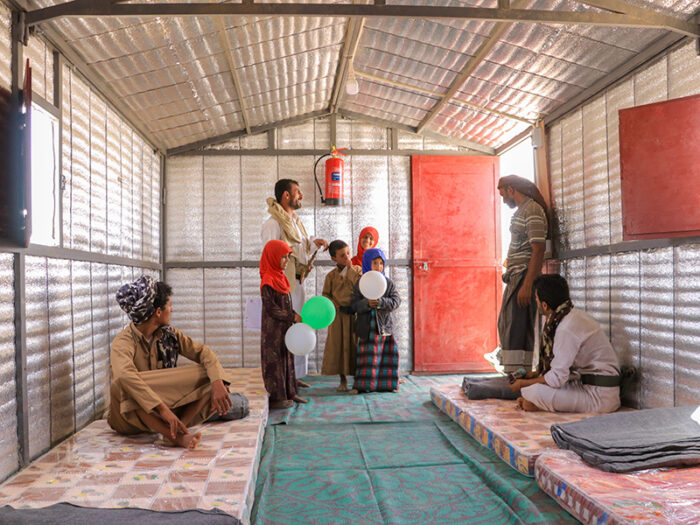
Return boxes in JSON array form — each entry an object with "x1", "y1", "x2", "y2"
[{"x1": 506, "y1": 197, "x2": 547, "y2": 271}]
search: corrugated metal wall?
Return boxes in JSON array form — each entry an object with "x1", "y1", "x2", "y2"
[
  {"x1": 548, "y1": 39, "x2": 700, "y2": 409},
  {"x1": 0, "y1": 21, "x2": 163, "y2": 482},
  {"x1": 166, "y1": 116, "x2": 418, "y2": 373}
]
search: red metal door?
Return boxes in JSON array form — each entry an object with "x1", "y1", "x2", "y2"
[{"x1": 412, "y1": 155, "x2": 501, "y2": 373}]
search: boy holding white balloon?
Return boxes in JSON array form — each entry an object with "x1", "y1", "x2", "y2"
[
  {"x1": 350, "y1": 248, "x2": 401, "y2": 393},
  {"x1": 321, "y1": 240, "x2": 362, "y2": 391},
  {"x1": 260, "y1": 239, "x2": 307, "y2": 409}
]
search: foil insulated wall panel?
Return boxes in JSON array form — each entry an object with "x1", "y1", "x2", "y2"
[
  {"x1": 668, "y1": 41, "x2": 700, "y2": 100},
  {"x1": 120, "y1": 126, "x2": 134, "y2": 259},
  {"x1": 564, "y1": 258, "x2": 586, "y2": 310},
  {"x1": 24, "y1": 257, "x2": 51, "y2": 459},
  {"x1": 388, "y1": 156, "x2": 411, "y2": 260},
  {"x1": 47, "y1": 258, "x2": 75, "y2": 444},
  {"x1": 241, "y1": 268, "x2": 262, "y2": 369},
  {"x1": 351, "y1": 156, "x2": 390, "y2": 254},
  {"x1": 204, "y1": 156, "x2": 241, "y2": 261},
  {"x1": 71, "y1": 261, "x2": 95, "y2": 429},
  {"x1": 167, "y1": 268, "x2": 205, "y2": 345},
  {"x1": 389, "y1": 266, "x2": 412, "y2": 374},
  {"x1": 582, "y1": 97, "x2": 610, "y2": 247},
  {"x1": 106, "y1": 109, "x2": 122, "y2": 256},
  {"x1": 639, "y1": 249, "x2": 674, "y2": 409},
  {"x1": 91, "y1": 263, "x2": 111, "y2": 413},
  {"x1": 241, "y1": 156, "x2": 278, "y2": 261},
  {"x1": 560, "y1": 109, "x2": 585, "y2": 250},
  {"x1": 90, "y1": 96, "x2": 108, "y2": 254},
  {"x1": 166, "y1": 157, "x2": 204, "y2": 262},
  {"x1": 674, "y1": 244, "x2": 700, "y2": 406},
  {"x1": 610, "y1": 251, "x2": 640, "y2": 408},
  {"x1": 0, "y1": 253, "x2": 17, "y2": 481},
  {"x1": 0, "y1": 4, "x2": 11, "y2": 91},
  {"x1": 277, "y1": 120, "x2": 315, "y2": 150},
  {"x1": 68, "y1": 74, "x2": 91, "y2": 251},
  {"x1": 634, "y1": 57, "x2": 667, "y2": 107},
  {"x1": 548, "y1": 122, "x2": 565, "y2": 248},
  {"x1": 108, "y1": 265, "x2": 130, "y2": 343},
  {"x1": 204, "y1": 268, "x2": 243, "y2": 368},
  {"x1": 605, "y1": 80, "x2": 633, "y2": 245},
  {"x1": 131, "y1": 138, "x2": 144, "y2": 261},
  {"x1": 585, "y1": 255, "x2": 610, "y2": 338},
  {"x1": 25, "y1": 35, "x2": 54, "y2": 105}
]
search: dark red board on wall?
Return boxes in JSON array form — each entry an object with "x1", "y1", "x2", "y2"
[
  {"x1": 412, "y1": 155, "x2": 501, "y2": 373},
  {"x1": 619, "y1": 94, "x2": 700, "y2": 240}
]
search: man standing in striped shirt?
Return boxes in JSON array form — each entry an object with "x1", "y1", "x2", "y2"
[{"x1": 492, "y1": 175, "x2": 548, "y2": 373}]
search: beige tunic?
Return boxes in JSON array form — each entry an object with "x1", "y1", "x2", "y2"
[
  {"x1": 107, "y1": 323, "x2": 227, "y2": 434},
  {"x1": 321, "y1": 266, "x2": 361, "y2": 376}
]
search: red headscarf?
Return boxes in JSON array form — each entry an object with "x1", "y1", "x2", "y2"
[
  {"x1": 352, "y1": 226, "x2": 379, "y2": 266},
  {"x1": 260, "y1": 240, "x2": 293, "y2": 294}
]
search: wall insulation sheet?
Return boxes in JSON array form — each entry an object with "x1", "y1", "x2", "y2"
[{"x1": 551, "y1": 40, "x2": 700, "y2": 409}]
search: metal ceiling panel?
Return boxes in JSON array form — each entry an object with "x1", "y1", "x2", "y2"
[{"x1": 25, "y1": 0, "x2": 699, "y2": 150}]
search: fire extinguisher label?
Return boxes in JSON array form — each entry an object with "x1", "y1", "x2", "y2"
[{"x1": 331, "y1": 172, "x2": 341, "y2": 181}]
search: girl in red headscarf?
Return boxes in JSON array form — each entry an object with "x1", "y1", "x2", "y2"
[
  {"x1": 351, "y1": 226, "x2": 378, "y2": 267},
  {"x1": 260, "y1": 240, "x2": 304, "y2": 409}
]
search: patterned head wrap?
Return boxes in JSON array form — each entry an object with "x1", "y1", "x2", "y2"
[
  {"x1": 497, "y1": 175, "x2": 549, "y2": 217},
  {"x1": 116, "y1": 275, "x2": 158, "y2": 325},
  {"x1": 362, "y1": 248, "x2": 386, "y2": 275}
]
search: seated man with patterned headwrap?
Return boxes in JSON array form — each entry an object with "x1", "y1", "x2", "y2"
[{"x1": 108, "y1": 275, "x2": 234, "y2": 449}]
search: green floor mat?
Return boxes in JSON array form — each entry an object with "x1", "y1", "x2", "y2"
[{"x1": 253, "y1": 375, "x2": 576, "y2": 524}]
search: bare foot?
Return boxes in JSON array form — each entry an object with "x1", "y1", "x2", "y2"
[
  {"x1": 293, "y1": 395, "x2": 308, "y2": 404},
  {"x1": 517, "y1": 397, "x2": 541, "y2": 412},
  {"x1": 391, "y1": 389, "x2": 399, "y2": 393},
  {"x1": 297, "y1": 379, "x2": 311, "y2": 388},
  {"x1": 336, "y1": 384, "x2": 348, "y2": 392},
  {"x1": 348, "y1": 389, "x2": 358, "y2": 395},
  {"x1": 399, "y1": 378, "x2": 405, "y2": 384},
  {"x1": 162, "y1": 431, "x2": 202, "y2": 449}
]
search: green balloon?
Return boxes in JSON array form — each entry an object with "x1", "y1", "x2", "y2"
[{"x1": 301, "y1": 296, "x2": 336, "y2": 329}]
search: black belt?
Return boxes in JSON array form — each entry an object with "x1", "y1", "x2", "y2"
[{"x1": 581, "y1": 374, "x2": 621, "y2": 387}]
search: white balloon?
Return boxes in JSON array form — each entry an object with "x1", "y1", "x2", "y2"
[
  {"x1": 359, "y1": 270, "x2": 387, "y2": 300},
  {"x1": 284, "y1": 323, "x2": 317, "y2": 356}
]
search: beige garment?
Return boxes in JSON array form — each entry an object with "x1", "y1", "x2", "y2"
[
  {"x1": 321, "y1": 266, "x2": 361, "y2": 376},
  {"x1": 107, "y1": 323, "x2": 228, "y2": 434},
  {"x1": 265, "y1": 197, "x2": 313, "y2": 292}
]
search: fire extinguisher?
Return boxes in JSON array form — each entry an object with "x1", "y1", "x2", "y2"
[{"x1": 314, "y1": 146, "x2": 346, "y2": 206}]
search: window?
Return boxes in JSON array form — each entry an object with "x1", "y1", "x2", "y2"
[{"x1": 30, "y1": 103, "x2": 60, "y2": 246}]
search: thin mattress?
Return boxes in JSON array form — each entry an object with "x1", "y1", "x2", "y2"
[
  {"x1": 535, "y1": 449, "x2": 700, "y2": 524},
  {"x1": 0, "y1": 367, "x2": 268, "y2": 525},
  {"x1": 430, "y1": 384, "x2": 595, "y2": 476}
]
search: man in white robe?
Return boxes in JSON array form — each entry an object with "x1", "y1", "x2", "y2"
[
  {"x1": 261, "y1": 178, "x2": 328, "y2": 382},
  {"x1": 509, "y1": 274, "x2": 621, "y2": 413}
]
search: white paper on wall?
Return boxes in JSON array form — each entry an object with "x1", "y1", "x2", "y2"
[{"x1": 244, "y1": 297, "x2": 262, "y2": 331}]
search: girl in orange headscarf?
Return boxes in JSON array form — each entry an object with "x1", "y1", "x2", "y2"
[
  {"x1": 260, "y1": 240, "x2": 304, "y2": 409},
  {"x1": 351, "y1": 226, "x2": 378, "y2": 267}
]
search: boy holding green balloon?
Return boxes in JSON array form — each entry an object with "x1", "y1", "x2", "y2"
[{"x1": 320, "y1": 240, "x2": 362, "y2": 391}]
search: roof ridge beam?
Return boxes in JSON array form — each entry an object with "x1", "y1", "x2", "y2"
[
  {"x1": 329, "y1": 16, "x2": 365, "y2": 114},
  {"x1": 214, "y1": 18, "x2": 252, "y2": 135},
  {"x1": 26, "y1": 3, "x2": 700, "y2": 38},
  {"x1": 354, "y1": 70, "x2": 535, "y2": 125}
]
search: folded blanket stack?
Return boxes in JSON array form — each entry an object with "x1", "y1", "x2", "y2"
[
  {"x1": 461, "y1": 375, "x2": 519, "y2": 400},
  {"x1": 550, "y1": 406, "x2": 700, "y2": 472}
]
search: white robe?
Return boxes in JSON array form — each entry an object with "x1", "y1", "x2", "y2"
[{"x1": 522, "y1": 308, "x2": 621, "y2": 413}]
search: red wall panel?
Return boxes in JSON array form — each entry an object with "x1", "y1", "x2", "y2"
[{"x1": 619, "y1": 94, "x2": 700, "y2": 240}]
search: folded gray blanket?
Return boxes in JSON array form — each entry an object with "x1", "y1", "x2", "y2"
[
  {"x1": 462, "y1": 375, "x2": 519, "y2": 400},
  {"x1": 550, "y1": 406, "x2": 700, "y2": 472}
]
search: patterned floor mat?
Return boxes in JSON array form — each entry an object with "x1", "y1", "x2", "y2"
[{"x1": 253, "y1": 375, "x2": 576, "y2": 524}]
